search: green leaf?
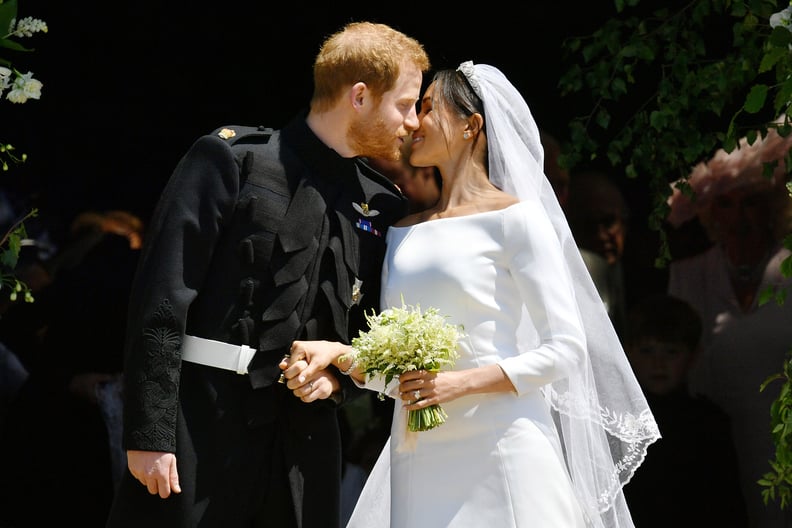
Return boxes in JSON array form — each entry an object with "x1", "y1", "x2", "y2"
[
  {"x1": 781, "y1": 254, "x2": 792, "y2": 278},
  {"x1": 595, "y1": 108, "x2": 611, "y2": 130},
  {"x1": 770, "y1": 25, "x2": 792, "y2": 48},
  {"x1": 649, "y1": 110, "x2": 668, "y2": 130},
  {"x1": 759, "y1": 286, "x2": 776, "y2": 306},
  {"x1": 744, "y1": 84, "x2": 768, "y2": 114},
  {"x1": 611, "y1": 76, "x2": 627, "y2": 96},
  {"x1": 775, "y1": 81, "x2": 792, "y2": 115},
  {"x1": 636, "y1": 43, "x2": 655, "y2": 61},
  {"x1": 760, "y1": 47, "x2": 788, "y2": 74},
  {"x1": 0, "y1": 38, "x2": 32, "y2": 53},
  {"x1": 0, "y1": 246, "x2": 17, "y2": 269},
  {"x1": 0, "y1": 0, "x2": 17, "y2": 37},
  {"x1": 621, "y1": 44, "x2": 637, "y2": 58}
]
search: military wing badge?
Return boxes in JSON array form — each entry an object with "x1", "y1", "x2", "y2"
[{"x1": 353, "y1": 202, "x2": 379, "y2": 217}]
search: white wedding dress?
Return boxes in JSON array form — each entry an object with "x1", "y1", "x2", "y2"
[{"x1": 347, "y1": 201, "x2": 589, "y2": 528}]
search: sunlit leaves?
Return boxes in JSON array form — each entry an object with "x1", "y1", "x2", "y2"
[{"x1": 558, "y1": 0, "x2": 784, "y2": 267}]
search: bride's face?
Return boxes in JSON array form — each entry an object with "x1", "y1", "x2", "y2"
[{"x1": 409, "y1": 82, "x2": 466, "y2": 169}]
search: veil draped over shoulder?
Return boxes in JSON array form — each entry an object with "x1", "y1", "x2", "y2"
[
  {"x1": 468, "y1": 60, "x2": 659, "y2": 528},
  {"x1": 348, "y1": 62, "x2": 660, "y2": 528}
]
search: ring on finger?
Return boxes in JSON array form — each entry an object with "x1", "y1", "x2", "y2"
[
  {"x1": 308, "y1": 381, "x2": 314, "y2": 392},
  {"x1": 412, "y1": 389, "x2": 421, "y2": 401}
]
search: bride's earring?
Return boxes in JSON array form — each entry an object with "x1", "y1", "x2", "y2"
[{"x1": 463, "y1": 131, "x2": 471, "y2": 139}]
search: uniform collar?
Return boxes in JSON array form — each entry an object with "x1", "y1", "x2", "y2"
[{"x1": 281, "y1": 109, "x2": 359, "y2": 185}]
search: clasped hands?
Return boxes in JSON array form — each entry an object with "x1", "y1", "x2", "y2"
[
  {"x1": 280, "y1": 340, "x2": 455, "y2": 410},
  {"x1": 278, "y1": 340, "x2": 347, "y2": 402}
]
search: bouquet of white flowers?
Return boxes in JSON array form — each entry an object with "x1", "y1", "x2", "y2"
[{"x1": 350, "y1": 301, "x2": 464, "y2": 432}]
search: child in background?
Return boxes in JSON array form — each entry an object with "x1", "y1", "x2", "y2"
[{"x1": 623, "y1": 293, "x2": 749, "y2": 528}]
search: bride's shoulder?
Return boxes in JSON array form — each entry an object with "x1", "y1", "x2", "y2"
[
  {"x1": 480, "y1": 192, "x2": 519, "y2": 215},
  {"x1": 493, "y1": 193, "x2": 520, "y2": 210}
]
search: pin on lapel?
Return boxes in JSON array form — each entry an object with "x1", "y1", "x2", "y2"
[
  {"x1": 353, "y1": 202, "x2": 379, "y2": 217},
  {"x1": 351, "y1": 278, "x2": 363, "y2": 305}
]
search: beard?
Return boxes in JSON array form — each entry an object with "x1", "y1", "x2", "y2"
[{"x1": 348, "y1": 112, "x2": 401, "y2": 161}]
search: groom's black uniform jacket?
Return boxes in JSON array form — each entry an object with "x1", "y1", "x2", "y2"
[{"x1": 107, "y1": 112, "x2": 407, "y2": 528}]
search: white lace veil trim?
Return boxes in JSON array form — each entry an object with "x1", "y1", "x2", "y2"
[{"x1": 459, "y1": 61, "x2": 660, "y2": 528}]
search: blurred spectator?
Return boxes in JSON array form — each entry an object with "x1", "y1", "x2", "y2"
[
  {"x1": 623, "y1": 293, "x2": 749, "y2": 527},
  {"x1": 566, "y1": 170, "x2": 630, "y2": 339},
  {"x1": 0, "y1": 209, "x2": 144, "y2": 528},
  {"x1": 666, "y1": 125, "x2": 792, "y2": 528}
]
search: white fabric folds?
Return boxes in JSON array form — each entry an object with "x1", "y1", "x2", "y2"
[{"x1": 466, "y1": 61, "x2": 660, "y2": 527}]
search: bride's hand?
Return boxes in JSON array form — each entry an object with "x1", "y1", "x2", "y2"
[
  {"x1": 283, "y1": 366, "x2": 340, "y2": 402},
  {"x1": 279, "y1": 340, "x2": 351, "y2": 383}
]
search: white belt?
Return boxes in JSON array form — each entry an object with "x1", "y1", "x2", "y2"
[{"x1": 181, "y1": 334, "x2": 257, "y2": 375}]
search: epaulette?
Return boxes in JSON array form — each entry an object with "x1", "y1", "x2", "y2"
[{"x1": 210, "y1": 125, "x2": 275, "y2": 146}]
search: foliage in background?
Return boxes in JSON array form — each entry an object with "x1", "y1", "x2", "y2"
[
  {"x1": 0, "y1": 0, "x2": 46, "y2": 303},
  {"x1": 558, "y1": 0, "x2": 790, "y2": 266},
  {"x1": 558, "y1": 0, "x2": 792, "y2": 509}
]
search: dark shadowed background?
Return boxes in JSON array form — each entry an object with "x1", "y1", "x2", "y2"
[
  {"x1": 4, "y1": 1, "x2": 675, "y2": 299},
  {"x1": 4, "y1": 2, "x2": 618, "y2": 224}
]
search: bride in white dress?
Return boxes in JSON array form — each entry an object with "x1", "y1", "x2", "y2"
[{"x1": 282, "y1": 62, "x2": 659, "y2": 528}]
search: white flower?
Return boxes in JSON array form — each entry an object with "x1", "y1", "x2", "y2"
[
  {"x1": 6, "y1": 71, "x2": 42, "y2": 103},
  {"x1": 0, "y1": 67, "x2": 11, "y2": 97},
  {"x1": 352, "y1": 303, "x2": 463, "y2": 383},
  {"x1": 770, "y1": 5, "x2": 792, "y2": 31},
  {"x1": 9, "y1": 16, "x2": 47, "y2": 38},
  {"x1": 351, "y1": 301, "x2": 464, "y2": 432}
]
